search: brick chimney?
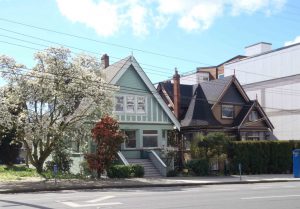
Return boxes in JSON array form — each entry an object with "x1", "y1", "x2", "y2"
[
  {"x1": 101, "y1": 54, "x2": 109, "y2": 68},
  {"x1": 173, "y1": 68, "x2": 180, "y2": 119}
]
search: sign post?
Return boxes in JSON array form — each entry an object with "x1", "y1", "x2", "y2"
[
  {"x1": 238, "y1": 163, "x2": 242, "y2": 181},
  {"x1": 54, "y1": 164, "x2": 58, "y2": 185}
]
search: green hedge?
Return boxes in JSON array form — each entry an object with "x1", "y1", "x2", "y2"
[
  {"x1": 227, "y1": 140, "x2": 300, "y2": 174},
  {"x1": 187, "y1": 159, "x2": 209, "y2": 176},
  {"x1": 107, "y1": 164, "x2": 144, "y2": 178}
]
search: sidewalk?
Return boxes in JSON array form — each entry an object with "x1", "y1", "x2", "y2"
[{"x1": 1, "y1": 174, "x2": 300, "y2": 194}]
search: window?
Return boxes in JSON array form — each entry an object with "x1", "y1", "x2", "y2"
[
  {"x1": 143, "y1": 130, "x2": 158, "y2": 147},
  {"x1": 222, "y1": 104, "x2": 234, "y2": 119},
  {"x1": 249, "y1": 111, "x2": 259, "y2": 121},
  {"x1": 137, "y1": 96, "x2": 146, "y2": 113},
  {"x1": 124, "y1": 130, "x2": 136, "y2": 148},
  {"x1": 115, "y1": 96, "x2": 124, "y2": 112},
  {"x1": 126, "y1": 96, "x2": 135, "y2": 113},
  {"x1": 246, "y1": 132, "x2": 260, "y2": 140},
  {"x1": 115, "y1": 95, "x2": 147, "y2": 113},
  {"x1": 218, "y1": 74, "x2": 224, "y2": 79}
]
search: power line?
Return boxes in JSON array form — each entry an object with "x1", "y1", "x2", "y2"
[
  {"x1": 0, "y1": 17, "x2": 210, "y2": 65},
  {"x1": 0, "y1": 27, "x2": 178, "y2": 75},
  {"x1": 0, "y1": 34, "x2": 173, "y2": 77}
]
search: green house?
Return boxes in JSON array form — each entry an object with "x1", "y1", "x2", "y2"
[{"x1": 101, "y1": 55, "x2": 180, "y2": 176}]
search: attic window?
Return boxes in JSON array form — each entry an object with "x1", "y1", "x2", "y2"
[
  {"x1": 222, "y1": 104, "x2": 234, "y2": 119},
  {"x1": 137, "y1": 96, "x2": 146, "y2": 113},
  {"x1": 126, "y1": 96, "x2": 135, "y2": 113},
  {"x1": 115, "y1": 96, "x2": 124, "y2": 112},
  {"x1": 249, "y1": 111, "x2": 259, "y2": 121}
]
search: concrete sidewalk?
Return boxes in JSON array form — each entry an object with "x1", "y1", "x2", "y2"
[{"x1": 1, "y1": 174, "x2": 300, "y2": 194}]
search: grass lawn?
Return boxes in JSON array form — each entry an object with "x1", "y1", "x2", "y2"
[
  {"x1": 0, "y1": 165, "x2": 87, "y2": 181},
  {"x1": 0, "y1": 165, "x2": 40, "y2": 181}
]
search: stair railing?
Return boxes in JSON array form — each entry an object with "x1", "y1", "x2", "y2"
[
  {"x1": 117, "y1": 151, "x2": 129, "y2": 166},
  {"x1": 149, "y1": 150, "x2": 167, "y2": 176}
]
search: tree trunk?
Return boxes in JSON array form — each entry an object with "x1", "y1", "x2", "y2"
[{"x1": 36, "y1": 161, "x2": 44, "y2": 174}]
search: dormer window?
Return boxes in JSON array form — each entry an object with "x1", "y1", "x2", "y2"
[
  {"x1": 222, "y1": 104, "x2": 234, "y2": 119},
  {"x1": 249, "y1": 111, "x2": 259, "y2": 121}
]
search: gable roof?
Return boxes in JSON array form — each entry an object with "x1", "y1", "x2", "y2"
[
  {"x1": 101, "y1": 56, "x2": 131, "y2": 83},
  {"x1": 102, "y1": 56, "x2": 181, "y2": 130},
  {"x1": 207, "y1": 75, "x2": 250, "y2": 109},
  {"x1": 157, "y1": 81, "x2": 193, "y2": 120},
  {"x1": 181, "y1": 85, "x2": 221, "y2": 127},
  {"x1": 200, "y1": 76, "x2": 233, "y2": 105},
  {"x1": 234, "y1": 100, "x2": 274, "y2": 130}
]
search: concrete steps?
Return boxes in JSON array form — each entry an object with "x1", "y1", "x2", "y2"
[{"x1": 127, "y1": 159, "x2": 161, "y2": 177}]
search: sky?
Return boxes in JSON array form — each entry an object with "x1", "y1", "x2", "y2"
[{"x1": 0, "y1": 0, "x2": 300, "y2": 85}]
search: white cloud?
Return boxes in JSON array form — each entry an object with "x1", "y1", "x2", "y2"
[
  {"x1": 56, "y1": 0, "x2": 120, "y2": 37},
  {"x1": 284, "y1": 36, "x2": 300, "y2": 46},
  {"x1": 56, "y1": 0, "x2": 287, "y2": 37},
  {"x1": 230, "y1": 0, "x2": 286, "y2": 16},
  {"x1": 128, "y1": 4, "x2": 149, "y2": 36}
]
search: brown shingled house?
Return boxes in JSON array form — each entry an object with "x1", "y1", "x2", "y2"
[{"x1": 157, "y1": 71, "x2": 274, "y2": 141}]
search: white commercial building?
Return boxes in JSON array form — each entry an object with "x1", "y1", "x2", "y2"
[{"x1": 224, "y1": 42, "x2": 300, "y2": 140}]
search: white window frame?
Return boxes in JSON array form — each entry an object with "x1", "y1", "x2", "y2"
[
  {"x1": 114, "y1": 95, "x2": 125, "y2": 113},
  {"x1": 142, "y1": 130, "x2": 159, "y2": 148},
  {"x1": 246, "y1": 132, "x2": 260, "y2": 141},
  {"x1": 249, "y1": 111, "x2": 259, "y2": 121},
  {"x1": 114, "y1": 94, "x2": 147, "y2": 114},
  {"x1": 136, "y1": 96, "x2": 147, "y2": 114},
  {"x1": 126, "y1": 95, "x2": 136, "y2": 113},
  {"x1": 222, "y1": 104, "x2": 234, "y2": 119}
]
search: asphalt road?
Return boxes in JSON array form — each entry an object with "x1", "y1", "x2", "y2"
[{"x1": 1, "y1": 181, "x2": 300, "y2": 209}]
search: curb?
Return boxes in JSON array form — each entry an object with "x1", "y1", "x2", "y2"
[{"x1": 1, "y1": 179, "x2": 299, "y2": 194}]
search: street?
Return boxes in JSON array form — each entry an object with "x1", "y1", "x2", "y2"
[{"x1": 1, "y1": 181, "x2": 300, "y2": 209}]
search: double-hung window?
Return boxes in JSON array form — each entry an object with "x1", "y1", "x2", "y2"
[
  {"x1": 143, "y1": 130, "x2": 158, "y2": 147},
  {"x1": 137, "y1": 96, "x2": 146, "y2": 113},
  {"x1": 124, "y1": 130, "x2": 136, "y2": 148},
  {"x1": 222, "y1": 104, "x2": 234, "y2": 119},
  {"x1": 115, "y1": 96, "x2": 124, "y2": 112},
  {"x1": 114, "y1": 95, "x2": 146, "y2": 114},
  {"x1": 126, "y1": 96, "x2": 135, "y2": 113}
]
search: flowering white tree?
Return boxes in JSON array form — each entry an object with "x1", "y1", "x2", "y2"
[{"x1": 0, "y1": 47, "x2": 115, "y2": 173}]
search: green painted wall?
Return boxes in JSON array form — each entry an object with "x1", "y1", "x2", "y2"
[
  {"x1": 112, "y1": 64, "x2": 176, "y2": 159},
  {"x1": 115, "y1": 65, "x2": 173, "y2": 125}
]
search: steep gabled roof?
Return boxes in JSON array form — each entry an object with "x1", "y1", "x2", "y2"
[
  {"x1": 234, "y1": 100, "x2": 274, "y2": 130},
  {"x1": 233, "y1": 101, "x2": 254, "y2": 127},
  {"x1": 158, "y1": 81, "x2": 193, "y2": 119},
  {"x1": 102, "y1": 56, "x2": 181, "y2": 130},
  {"x1": 181, "y1": 85, "x2": 221, "y2": 127},
  {"x1": 200, "y1": 76, "x2": 233, "y2": 105},
  {"x1": 102, "y1": 56, "x2": 131, "y2": 83},
  {"x1": 203, "y1": 75, "x2": 250, "y2": 109}
]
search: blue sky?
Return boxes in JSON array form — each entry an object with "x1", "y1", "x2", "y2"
[{"x1": 0, "y1": 0, "x2": 300, "y2": 84}]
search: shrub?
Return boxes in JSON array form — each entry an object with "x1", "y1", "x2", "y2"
[
  {"x1": 227, "y1": 140, "x2": 300, "y2": 174},
  {"x1": 107, "y1": 165, "x2": 132, "y2": 178},
  {"x1": 187, "y1": 159, "x2": 209, "y2": 176},
  {"x1": 131, "y1": 164, "x2": 144, "y2": 177}
]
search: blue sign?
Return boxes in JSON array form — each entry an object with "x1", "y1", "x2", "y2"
[{"x1": 53, "y1": 164, "x2": 58, "y2": 174}]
